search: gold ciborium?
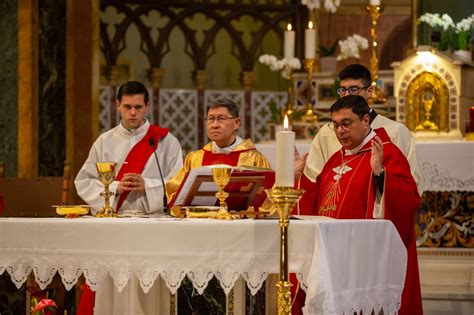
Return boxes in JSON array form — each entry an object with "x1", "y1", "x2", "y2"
[
  {"x1": 95, "y1": 161, "x2": 117, "y2": 218},
  {"x1": 211, "y1": 167, "x2": 233, "y2": 220},
  {"x1": 265, "y1": 187, "x2": 304, "y2": 315}
]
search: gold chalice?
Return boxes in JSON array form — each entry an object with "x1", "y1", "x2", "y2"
[
  {"x1": 95, "y1": 161, "x2": 117, "y2": 218},
  {"x1": 211, "y1": 167, "x2": 233, "y2": 220}
]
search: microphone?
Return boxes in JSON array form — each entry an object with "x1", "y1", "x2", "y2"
[{"x1": 148, "y1": 137, "x2": 169, "y2": 215}]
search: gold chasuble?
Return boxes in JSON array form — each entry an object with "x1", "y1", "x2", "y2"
[{"x1": 165, "y1": 138, "x2": 270, "y2": 202}]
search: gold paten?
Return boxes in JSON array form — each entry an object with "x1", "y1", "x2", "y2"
[
  {"x1": 265, "y1": 187, "x2": 304, "y2": 315},
  {"x1": 54, "y1": 205, "x2": 90, "y2": 219},
  {"x1": 95, "y1": 161, "x2": 117, "y2": 218},
  {"x1": 406, "y1": 71, "x2": 449, "y2": 132}
]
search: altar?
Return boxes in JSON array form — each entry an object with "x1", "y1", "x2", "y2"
[{"x1": 0, "y1": 217, "x2": 407, "y2": 315}]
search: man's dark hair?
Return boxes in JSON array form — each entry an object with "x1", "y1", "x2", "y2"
[
  {"x1": 330, "y1": 95, "x2": 370, "y2": 118},
  {"x1": 207, "y1": 98, "x2": 240, "y2": 117},
  {"x1": 338, "y1": 64, "x2": 372, "y2": 87},
  {"x1": 116, "y1": 81, "x2": 149, "y2": 104}
]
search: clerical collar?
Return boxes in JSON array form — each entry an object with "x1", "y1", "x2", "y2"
[
  {"x1": 344, "y1": 129, "x2": 376, "y2": 156},
  {"x1": 119, "y1": 119, "x2": 148, "y2": 135},
  {"x1": 369, "y1": 108, "x2": 378, "y2": 123},
  {"x1": 212, "y1": 136, "x2": 243, "y2": 154}
]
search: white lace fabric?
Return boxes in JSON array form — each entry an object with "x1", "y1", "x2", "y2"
[{"x1": 0, "y1": 217, "x2": 406, "y2": 314}]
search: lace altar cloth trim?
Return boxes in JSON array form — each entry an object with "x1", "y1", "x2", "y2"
[{"x1": 0, "y1": 218, "x2": 406, "y2": 314}]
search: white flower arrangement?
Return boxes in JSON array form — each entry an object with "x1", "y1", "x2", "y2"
[
  {"x1": 419, "y1": 13, "x2": 455, "y2": 31},
  {"x1": 455, "y1": 14, "x2": 474, "y2": 33},
  {"x1": 336, "y1": 34, "x2": 369, "y2": 61},
  {"x1": 258, "y1": 54, "x2": 302, "y2": 78},
  {"x1": 301, "y1": 0, "x2": 341, "y2": 13}
]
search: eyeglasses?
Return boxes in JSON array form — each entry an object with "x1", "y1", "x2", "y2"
[
  {"x1": 328, "y1": 117, "x2": 362, "y2": 131},
  {"x1": 336, "y1": 85, "x2": 371, "y2": 96},
  {"x1": 205, "y1": 116, "x2": 238, "y2": 124}
]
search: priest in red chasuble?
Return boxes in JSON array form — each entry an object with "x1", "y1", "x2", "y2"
[
  {"x1": 296, "y1": 95, "x2": 422, "y2": 315},
  {"x1": 166, "y1": 97, "x2": 270, "y2": 201}
]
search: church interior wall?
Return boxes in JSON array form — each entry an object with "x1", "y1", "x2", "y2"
[{"x1": 0, "y1": 0, "x2": 19, "y2": 178}]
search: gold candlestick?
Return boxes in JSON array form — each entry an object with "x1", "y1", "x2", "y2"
[
  {"x1": 283, "y1": 66, "x2": 296, "y2": 122},
  {"x1": 365, "y1": 5, "x2": 387, "y2": 105},
  {"x1": 95, "y1": 161, "x2": 117, "y2": 218},
  {"x1": 303, "y1": 59, "x2": 318, "y2": 123},
  {"x1": 265, "y1": 187, "x2": 304, "y2": 315},
  {"x1": 212, "y1": 167, "x2": 233, "y2": 220}
]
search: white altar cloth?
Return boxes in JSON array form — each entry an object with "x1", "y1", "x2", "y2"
[
  {"x1": 256, "y1": 140, "x2": 474, "y2": 192},
  {"x1": 0, "y1": 217, "x2": 407, "y2": 314}
]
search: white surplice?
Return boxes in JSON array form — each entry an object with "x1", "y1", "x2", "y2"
[{"x1": 74, "y1": 120, "x2": 183, "y2": 214}]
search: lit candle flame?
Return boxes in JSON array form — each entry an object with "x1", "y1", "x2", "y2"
[
  {"x1": 283, "y1": 115, "x2": 289, "y2": 130},
  {"x1": 308, "y1": 21, "x2": 313, "y2": 29},
  {"x1": 287, "y1": 23, "x2": 292, "y2": 31}
]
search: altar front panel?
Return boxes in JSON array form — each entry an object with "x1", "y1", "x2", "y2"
[{"x1": 0, "y1": 217, "x2": 407, "y2": 315}]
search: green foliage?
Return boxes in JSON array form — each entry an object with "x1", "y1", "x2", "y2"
[
  {"x1": 268, "y1": 100, "x2": 281, "y2": 124},
  {"x1": 319, "y1": 39, "x2": 339, "y2": 57}
]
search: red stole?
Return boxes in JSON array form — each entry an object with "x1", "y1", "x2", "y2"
[
  {"x1": 115, "y1": 124, "x2": 169, "y2": 212},
  {"x1": 201, "y1": 147, "x2": 254, "y2": 166}
]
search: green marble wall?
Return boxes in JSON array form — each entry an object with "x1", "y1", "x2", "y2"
[
  {"x1": 39, "y1": 0, "x2": 66, "y2": 176},
  {"x1": 0, "y1": 0, "x2": 18, "y2": 177}
]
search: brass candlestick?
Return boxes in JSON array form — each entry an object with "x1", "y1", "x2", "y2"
[
  {"x1": 302, "y1": 59, "x2": 318, "y2": 123},
  {"x1": 265, "y1": 187, "x2": 304, "y2": 315},
  {"x1": 212, "y1": 167, "x2": 233, "y2": 220},
  {"x1": 366, "y1": 5, "x2": 387, "y2": 105},
  {"x1": 95, "y1": 161, "x2": 117, "y2": 218},
  {"x1": 283, "y1": 66, "x2": 296, "y2": 122}
]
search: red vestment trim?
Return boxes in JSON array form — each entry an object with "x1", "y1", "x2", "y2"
[
  {"x1": 115, "y1": 124, "x2": 169, "y2": 212},
  {"x1": 201, "y1": 148, "x2": 254, "y2": 166}
]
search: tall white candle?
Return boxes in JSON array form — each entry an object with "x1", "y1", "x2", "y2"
[
  {"x1": 276, "y1": 115, "x2": 295, "y2": 187},
  {"x1": 305, "y1": 21, "x2": 316, "y2": 59},
  {"x1": 369, "y1": 0, "x2": 380, "y2": 5},
  {"x1": 284, "y1": 24, "x2": 295, "y2": 59}
]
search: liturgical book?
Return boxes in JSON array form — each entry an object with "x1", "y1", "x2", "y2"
[{"x1": 168, "y1": 165, "x2": 275, "y2": 211}]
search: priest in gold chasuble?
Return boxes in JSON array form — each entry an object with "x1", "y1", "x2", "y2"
[
  {"x1": 296, "y1": 95, "x2": 422, "y2": 315},
  {"x1": 166, "y1": 98, "x2": 270, "y2": 201}
]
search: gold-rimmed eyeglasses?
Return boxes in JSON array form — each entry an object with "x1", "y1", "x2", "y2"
[
  {"x1": 328, "y1": 117, "x2": 363, "y2": 131},
  {"x1": 205, "y1": 116, "x2": 238, "y2": 124}
]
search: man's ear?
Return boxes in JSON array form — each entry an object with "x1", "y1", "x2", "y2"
[
  {"x1": 234, "y1": 117, "x2": 241, "y2": 131},
  {"x1": 367, "y1": 84, "x2": 375, "y2": 97},
  {"x1": 115, "y1": 100, "x2": 120, "y2": 108}
]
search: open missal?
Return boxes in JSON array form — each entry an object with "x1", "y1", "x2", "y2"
[{"x1": 168, "y1": 165, "x2": 275, "y2": 211}]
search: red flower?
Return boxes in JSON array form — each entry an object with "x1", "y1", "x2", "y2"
[{"x1": 31, "y1": 298, "x2": 57, "y2": 313}]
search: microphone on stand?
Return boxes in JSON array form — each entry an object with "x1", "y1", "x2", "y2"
[{"x1": 148, "y1": 137, "x2": 169, "y2": 215}]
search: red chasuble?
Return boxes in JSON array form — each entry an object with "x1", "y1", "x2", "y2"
[
  {"x1": 115, "y1": 125, "x2": 169, "y2": 212},
  {"x1": 296, "y1": 128, "x2": 422, "y2": 315},
  {"x1": 201, "y1": 147, "x2": 255, "y2": 166}
]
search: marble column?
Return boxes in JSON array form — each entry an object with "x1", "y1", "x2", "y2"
[
  {"x1": 66, "y1": 0, "x2": 99, "y2": 203},
  {"x1": 18, "y1": 0, "x2": 39, "y2": 177}
]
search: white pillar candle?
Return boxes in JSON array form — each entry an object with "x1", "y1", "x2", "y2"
[
  {"x1": 369, "y1": 0, "x2": 380, "y2": 5},
  {"x1": 276, "y1": 115, "x2": 295, "y2": 187},
  {"x1": 284, "y1": 24, "x2": 295, "y2": 59},
  {"x1": 305, "y1": 21, "x2": 316, "y2": 59}
]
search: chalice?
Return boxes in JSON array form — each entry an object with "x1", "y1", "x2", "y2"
[
  {"x1": 211, "y1": 167, "x2": 233, "y2": 220},
  {"x1": 95, "y1": 161, "x2": 117, "y2": 218}
]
